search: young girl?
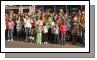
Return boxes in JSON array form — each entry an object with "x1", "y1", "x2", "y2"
[
  {"x1": 7, "y1": 17, "x2": 14, "y2": 41},
  {"x1": 53, "y1": 23, "x2": 60, "y2": 44},
  {"x1": 43, "y1": 23, "x2": 48, "y2": 44},
  {"x1": 59, "y1": 22, "x2": 67, "y2": 45}
]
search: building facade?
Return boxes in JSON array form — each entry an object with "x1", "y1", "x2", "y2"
[
  {"x1": 5, "y1": 5, "x2": 85, "y2": 14},
  {"x1": 5, "y1": 5, "x2": 35, "y2": 14}
]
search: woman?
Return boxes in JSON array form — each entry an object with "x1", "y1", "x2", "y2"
[
  {"x1": 36, "y1": 16, "x2": 43, "y2": 27},
  {"x1": 72, "y1": 15, "x2": 79, "y2": 45},
  {"x1": 59, "y1": 9, "x2": 65, "y2": 21},
  {"x1": 45, "y1": 15, "x2": 54, "y2": 43},
  {"x1": 36, "y1": 22, "x2": 43, "y2": 44},
  {"x1": 16, "y1": 17, "x2": 22, "y2": 40},
  {"x1": 56, "y1": 15, "x2": 62, "y2": 26},
  {"x1": 24, "y1": 15, "x2": 32, "y2": 40},
  {"x1": 78, "y1": 11, "x2": 85, "y2": 44}
]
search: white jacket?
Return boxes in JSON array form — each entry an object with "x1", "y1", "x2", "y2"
[{"x1": 24, "y1": 18, "x2": 32, "y2": 28}]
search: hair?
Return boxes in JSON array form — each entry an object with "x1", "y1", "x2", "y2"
[
  {"x1": 46, "y1": 14, "x2": 51, "y2": 19},
  {"x1": 56, "y1": 15, "x2": 61, "y2": 20},
  {"x1": 39, "y1": 16, "x2": 42, "y2": 20},
  {"x1": 43, "y1": 23, "x2": 46, "y2": 26}
]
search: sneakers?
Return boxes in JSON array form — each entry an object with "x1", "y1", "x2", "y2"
[
  {"x1": 11, "y1": 39, "x2": 13, "y2": 41},
  {"x1": 7, "y1": 39, "x2": 14, "y2": 42},
  {"x1": 45, "y1": 42, "x2": 48, "y2": 44},
  {"x1": 26, "y1": 37, "x2": 27, "y2": 39},
  {"x1": 8, "y1": 40, "x2": 10, "y2": 41},
  {"x1": 43, "y1": 42, "x2": 48, "y2": 44}
]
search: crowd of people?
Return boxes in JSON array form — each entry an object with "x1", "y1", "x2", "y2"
[{"x1": 5, "y1": 8, "x2": 85, "y2": 45}]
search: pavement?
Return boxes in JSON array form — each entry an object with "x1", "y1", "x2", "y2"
[{"x1": 5, "y1": 40, "x2": 85, "y2": 48}]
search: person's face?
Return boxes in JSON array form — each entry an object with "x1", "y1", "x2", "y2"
[
  {"x1": 42, "y1": 13, "x2": 45, "y2": 16},
  {"x1": 82, "y1": 11, "x2": 85, "y2": 15},
  {"x1": 13, "y1": 13, "x2": 16, "y2": 16},
  {"x1": 74, "y1": 16, "x2": 78, "y2": 20},
  {"x1": 79, "y1": 12, "x2": 82, "y2": 16},
  {"x1": 68, "y1": 15, "x2": 71, "y2": 18},
  {"x1": 59, "y1": 13, "x2": 62, "y2": 16},
  {"x1": 65, "y1": 14, "x2": 68, "y2": 18},
  {"x1": 18, "y1": 12, "x2": 21, "y2": 15}
]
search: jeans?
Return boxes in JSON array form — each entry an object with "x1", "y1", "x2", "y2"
[
  {"x1": 79, "y1": 27, "x2": 85, "y2": 44},
  {"x1": 54, "y1": 34, "x2": 60, "y2": 44},
  {"x1": 66, "y1": 30, "x2": 72, "y2": 41},
  {"x1": 25, "y1": 28, "x2": 30, "y2": 38},
  {"x1": 82, "y1": 28, "x2": 85, "y2": 44},
  {"x1": 20, "y1": 26, "x2": 26, "y2": 39},
  {"x1": 43, "y1": 33, "x2": 48, "y2": 42},
  {"x1": 7, "y1": 29, "x2": 13, "y2": 40},
  {"x1": 48, "y1": 28, "x2": 51, "y2": 42}
]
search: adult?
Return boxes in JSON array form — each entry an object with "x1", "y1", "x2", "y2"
[
  {"x1": 71, "y1": 14, "x2": 79, "y2": 45},
  {"x1": 16, "y1": 17, "x2": 22, "y2": 40},
  {"x1": 24, "y1": 15, "x2": 32, "y2": 39},
  {"x1": 78, "y1": 11, "x2": 85, "y2": 44}
]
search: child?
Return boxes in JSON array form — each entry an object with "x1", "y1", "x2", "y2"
[
  {"x1": 7, "y1": 17, "x2": 14, "y2": 41},
  {"x1": 43, "y1": 23, "x2": 48, "y2": 44},
  {"x1": 59, "y1": 22, "x2": 67, "y2": 45},
  {"x1": 28, "y1": 29, "x2": 35, "y2": 43},
  {"x1": 53, "y1": 23, "x2": 60, "y2": 44}
]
